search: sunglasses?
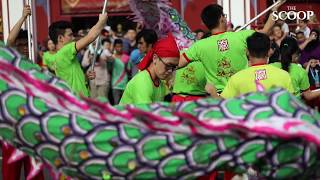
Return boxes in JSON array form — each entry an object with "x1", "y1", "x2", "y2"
[{"x1": 156, "y1": 54, "x2": 178, "y2": 71}]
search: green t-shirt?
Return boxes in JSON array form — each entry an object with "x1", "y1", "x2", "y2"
[
  {"x1": 55, "y1": 42, "x2": 89, "y2": 97},
  {"x1": 112, "y1": 55, "x2": 129, "y2": 90},
  {"x1": 173, "y1": 61, "x2": 206, "y2": 95},
  {"x1": 184, "y1": 30, "x2": 255, "y2": 92},
  {"x1": 119, "y1": 70, "x2": 166, "y2": 105},
  {"x1": 221, "y1": 65, "x2": 294, "y2": 98},
  {"x1": 271, "y1": 62, "x2": 310, "y2": 97},
  {"x1": 43, "y1": 51, "x2": 56, "y2": 70}
]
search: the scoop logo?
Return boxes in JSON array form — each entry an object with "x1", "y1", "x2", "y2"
[{"x1": 272, "y1": 6, "x2": 314, "y2": 21}]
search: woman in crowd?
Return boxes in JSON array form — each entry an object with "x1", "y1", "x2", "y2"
[
  {"x1": 42, "y1": 39, "x2": 56, "y2": 72},
  {"x1": 269, "y1": 24, "x2": 285, "y2": 63},
  {"x1": 271, "y1": 37, "x2": 320, "y2": 100},
  {"x1": 300, "y1": 29, "x2": 320, "y2": 67}
]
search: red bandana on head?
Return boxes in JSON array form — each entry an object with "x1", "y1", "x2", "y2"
[{"x1": 138, "y1": 33, "x2": 180, "y2": 70}]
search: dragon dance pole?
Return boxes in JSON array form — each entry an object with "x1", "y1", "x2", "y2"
[
  {"x1": 26, "y1": 0, "x2": 33, "y2": 61},
  {"x1": 29, "y1": 0, "x2": 36, "y2": 63},
  {"x1": 236, "y1": 0, "x2": 286, "y2": 32},
  {"x1": 91, "y1": 0, "x2": 108, "y2": 71}
]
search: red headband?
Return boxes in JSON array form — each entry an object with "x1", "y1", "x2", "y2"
[{"x1": 138, "y1": 33, "x2": 180, "y2": 70}]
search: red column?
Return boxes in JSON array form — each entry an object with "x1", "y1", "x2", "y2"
[
  {"x1": 35, "y1": 4, "x2": 49, "y2": 45},
  {"x1": 257, "y1": 0, "x2": 268, "y2": 24},
  {"x1": 50, "y1": 0, "x2": 71, "y2": 24},
  {"x1": 181, "y1": 0, "x2": 217, "y2": 31},
  {"x1": 171, "y1": 0, "x2": 181, "y2": 13}
]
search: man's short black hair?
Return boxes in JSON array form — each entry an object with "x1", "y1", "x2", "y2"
[
  {"x1": 202, "y1": 32, "x2": 212, "y2": 39},
  {"x1": 17, "y1": 30, "x2": 28, "y2": 40},
  {"x1": 102, "y1": 38, "x2": 111, "y2": 45},
  {"x1": 247, "y1": 32, "x2": 271, "y2": 58},
  {"x1": 49, "y1": 21, "x2": 72, "y2": 44},
  {"x1": 308, "y1": 56, "x2": 319, "y2": 61},
  {"x1": 273, "y1": 24, "x2": 282, "y2": 30},
  {"x1": 194, "y1": 29, "x2": 205, "y2": 34},
  {"x1": 136, "y1": 29, "x2": 158, "y2": 45},
  {"x1": 201, "y1": 4, "x2": 224, "y2": 30},
  {"x1": 114, "y1": 39, "x2": 123, "y2": 46},
  {"x1": 229, "y1": 23, "x2": 234, "y2": 29}
]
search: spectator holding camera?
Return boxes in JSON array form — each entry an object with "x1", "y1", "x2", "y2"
[
  {"x1": 305, "y1": 57, "x2": 320, "y2": 109},
  {"x1": 300, "y1": 29, "x2": 320, "y2": 67}
]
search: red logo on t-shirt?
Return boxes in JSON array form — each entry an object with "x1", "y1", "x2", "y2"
[
  {"x1": 217, "y1": 39, "x2": 229, "y2": 52},
  {"x1": 255, "y1": 69, "x2": 267, "y2": 81}
]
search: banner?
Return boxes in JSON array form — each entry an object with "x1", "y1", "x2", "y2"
[{"x1": 61, "y1": 0, "x2": 130, "y2": 15}]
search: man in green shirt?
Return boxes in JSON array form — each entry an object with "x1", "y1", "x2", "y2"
[
  {"x1": 120, "y1": 33, "x2": 180, "y2": 105},
  {"x1": 172, "y1": 61, "x2": 207, "y2": 102},
  {"x1": 119, "y1": 70, "x2": 167, "y2": 104},
  {"x1": 178, "y1": 2, "x2": 286, "y2": 94},
  {"x1": 271, "y1": 62, "x2": 309, "y2": 97},
  {"x1": 221, "y1": 32, "x2": 294, "y2": 99},
  {"x1": 48, "y1": 13, "x2": 108, "y2": 97}
]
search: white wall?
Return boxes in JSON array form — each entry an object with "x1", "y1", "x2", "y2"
[
  {"x1": 1, "y1": 0, "x2": 37, "y2": 62},
  {"x1": 2, "y1": 0, "x2": 25, "y2": 41},
  {"x1": 218, "y1": 0, "x2": 252, "y2": 29}
]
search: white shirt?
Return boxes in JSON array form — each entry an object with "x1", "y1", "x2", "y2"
[
  {"x1": 82, "y1": 49, "x2": 111, "y2": 85},
  {"x1": 281, "y1": 23, "x2": 289, "y2": 34}
]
